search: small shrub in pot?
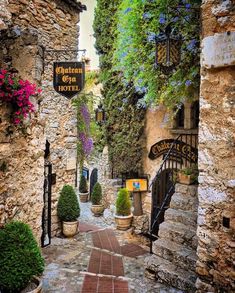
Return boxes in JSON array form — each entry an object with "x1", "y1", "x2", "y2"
[
  {"x1": 0, "y1": 221, "x2": 44, "y2": 293},
  {"x1": 78, "y1": 175, "x2": 88, "y2": 202},
  {"x1": 79, "y1": 175, "x2": 88, "y2": 193},
  {"x1": 91, "y1": 182, "x2": 104, "y2": 216},
  {"x1": 116, "y1": 188, "x2": 131, "y2": 216},
  {"x1": 57, "y1": 184, "x2": 80, "y2": 236},
  {"x1": 57, "y1": 184, "x2": 80, "y2": 222},
  {"x1": 115, "y1": 188, "x2": 133, "y2": 230},
  {"x1": 91, "y1": 182, "x2": 102, "y2": 205}
]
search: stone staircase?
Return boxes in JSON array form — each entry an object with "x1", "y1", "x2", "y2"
[{"x1": 145, "y1": 183, "x2": 198, "y2": 293}]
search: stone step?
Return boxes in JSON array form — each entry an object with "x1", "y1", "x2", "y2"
[
  {"x1": 170, "y1": 193, "x2": 198, "y2": 212},
  {"x1": 152, "y1": 238, "x2": 197, "y2": 272},
  {"x1": 158, "y1": 221, "x2": 198, "y2": 249},
  {"x1": 164, "y1": 208, "x2": 197, "y2": 228},
  {"x1": 145, "y1": 255, "x2": 196, "y2": 293},
  {"x1": 175, "y1": 183, "x2": 198, "y2": 197}
]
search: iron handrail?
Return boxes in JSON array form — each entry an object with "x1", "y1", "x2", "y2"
[
  {"x1": 149, "y1": 133, "x2": 198, "y2": 253},
  {"x1": 148, "y1": 134, "x2": 181, "y2": 190}
]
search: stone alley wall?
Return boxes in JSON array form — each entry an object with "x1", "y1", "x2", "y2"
[
  {"x1": 196, "y1": 1, "x2": 235, "y2": 292},
  {"x1": 0, "y1": 0, "x2": 83, "y2": 241}
]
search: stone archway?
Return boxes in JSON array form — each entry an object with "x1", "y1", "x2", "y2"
[{"x1": 90, "y1": 168, "x2": 98, "y2": 198}]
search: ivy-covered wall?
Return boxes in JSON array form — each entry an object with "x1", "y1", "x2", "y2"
[
  {"x1": 93, "y1": 0, "x2": 201, "y2": 176},
  {"x1": 94, "y1": 0, "x2": 146, "y2": 176}
]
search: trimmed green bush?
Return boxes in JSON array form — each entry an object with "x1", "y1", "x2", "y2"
[
  {"x1": 0, "y1": 221, "x2": 44, "y2": 293},
  {"x1": 79, "y1": 175, "x2": 88, "y2": 193},
  {"x1": 91, "y1": 182, "x2": 102, "y2": 205},
  {"x1": 57, "y1": 184, "x2": 80, "y2": 222},
  {"x1": 115, "y1": 188, "x2": 131, "y2": 216}
]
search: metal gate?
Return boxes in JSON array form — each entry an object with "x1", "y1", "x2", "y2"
[
  {"x1": 41, "y1": 162, "x2": 52, "y2": 247},
  {"x1": 151, "y1": 168, "x2": 175, "y2": 236},
  {"x1": 90, "y1": 168, "x2": 98, "y2": 197}
]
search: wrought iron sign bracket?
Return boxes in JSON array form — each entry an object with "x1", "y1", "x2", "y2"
[{"x1": 41, "y1": 47, "x2": 87, "y2": 74}]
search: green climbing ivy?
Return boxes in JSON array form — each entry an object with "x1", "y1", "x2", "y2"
[
  {"x1": 94, "y1": 0, "x2": 146, "y2": 176},
  {"x1": 93, "y1": 0, "x2": 201, "y2": 176},
  {"x1": 113, "y1": 0, "x2": 201, "y2": 108}
]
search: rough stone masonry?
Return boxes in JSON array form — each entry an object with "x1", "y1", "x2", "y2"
[
  {"x1": 0, "y1": 0, "x2": 84, "y2": 242},
  {"x1": 196, "y1": 1, "x2": 235, "y2": 292}
]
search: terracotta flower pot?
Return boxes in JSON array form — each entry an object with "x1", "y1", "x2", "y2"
[
  {"x1": 21, "y1": 277, "x2": 42, "y2": 293},
  {"x1": 79, "y1": 192, "x2": 89, "y2": 202},
  {"x1": 62, "y1": 220, "x2": 79, "y2": 237},
  {"x1": 177, "y1": 172, "x2": 194, "y2": 185},
  {"x1": 91, "y1": 204, "x2": 104, "y2": 217},
  {"x1": 114, "y1": 214, "x2": 133, "y2": 230}
]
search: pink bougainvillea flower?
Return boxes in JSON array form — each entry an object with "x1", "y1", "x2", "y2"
[
  {"x1": 0, "y1": 69, "x2": 41, "y2": 126},
  {"x1": 14, "y1": 118, "x2": 21, "y2": 125}
]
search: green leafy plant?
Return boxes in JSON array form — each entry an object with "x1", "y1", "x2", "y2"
[
  {"x1": 91, "y1": 182, "x2": 102, "y2": 205},
  {"x1": 113, "y1": 0, "x2": 201, "y2": 108},
  {"x1": 0, "y1": 221, "x2": 44, "y2": 293},
  {"x1": 94, "y1": 1, "x2": 146, "y2": 176},
  {"x1": 72, "y1": 93, "x2": 93, "y2": 171},
  {"x1": 115, "y1": 188, "x2": 131, "y2": 216},
  {"x1": 179, "y1": 164, "x2": 198, "y2": 175},
  {"x1": 79, "y1": 175, "x2": 88, "y2": 193},
  {"x1": 57, "y1": 185, "x2": 80, "y2": 222},
  {"x1": 94, "y1": 1, "x2": 201, "y2": 176},
  {"x1": 178, "y1": 164, "x2": 198, "y2": 183}
]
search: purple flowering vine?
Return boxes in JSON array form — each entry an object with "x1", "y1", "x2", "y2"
[{"x1": 75, "y1": 102, "x2": 94, "y2": 167}]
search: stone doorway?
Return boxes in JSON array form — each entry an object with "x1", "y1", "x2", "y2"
[
  {"x1": 41, "y1": 140, "x2": 52, "y2": 247},
  {"x1": 151, "y1": 168, "x2": 175, "y2": 236},
  {"x1": 41, "y1": 161, "x2": 52, "y2": 247},
  {"x1": 90, "y1": 168, "x2": 98, "y2": 198}
]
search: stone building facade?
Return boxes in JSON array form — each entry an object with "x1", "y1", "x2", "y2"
[
  {"x1": 0, "y1": 0, "x2": 85, "y2": 242},
  {"x1": 196, "y1": 1, "x2": 235, "y2": 292},
  {"x1": 142, "y1": 103, "x2": 199, "y2": 218},
  {"x1": 142, "y1": 1, "x2": 234, "y2": 292}
]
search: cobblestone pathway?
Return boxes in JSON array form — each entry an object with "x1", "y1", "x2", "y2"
[{"x1": 42, "y1": 201, "x2": 184, "y2": 293}]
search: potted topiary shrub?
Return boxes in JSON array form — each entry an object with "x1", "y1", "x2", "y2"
[
  {"x1": 178, "y1": 164, "x2": 198, "y2": 185},
  {"x1": 0, "y1": 221, "x2": 44, "y2": 293},
  {"x1": 91, "y1": 182, "x2": 104, "y2": 216},
  {"x1": 79, "y1": 175, "x2": 89, "y2": 202},
  {"x1": 114, "y1": 188, "x2": 133, "y2": 230},
  {"x1": 57, "y1": 184, "x2": 80, "y2": 237}
]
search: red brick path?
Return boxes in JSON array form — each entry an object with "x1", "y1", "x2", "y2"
[
  {"x1": 79, "y1": 222, "x2": 103, "y2": 232},
  {"x1": 81, "y1": 275, "x2": 129, "y2": 293},
  {"x1": 121, "y1": 243, "x2": 147, "y2": 258},
  {"x1": 81, "y1": 227, "x2": 147, "y2": 292},
  {"x1": 88, "y1": 249, "x2": 124, "y2": 276},
  {"x1": 91, "y1": 229, "x2": 121, "y2": 254}
]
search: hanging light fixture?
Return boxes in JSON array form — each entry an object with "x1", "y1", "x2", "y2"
[
  {"x1": 95, "y1": 103, "x2": 105, "y2": 125},
  {"x1": 155, "y1": 24, "x2": 181, "y2": 74}
]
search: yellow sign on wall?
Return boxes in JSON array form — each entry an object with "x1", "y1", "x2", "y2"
[{"x1": 125, "y1": 179, "x2": 148, "y2": 192}]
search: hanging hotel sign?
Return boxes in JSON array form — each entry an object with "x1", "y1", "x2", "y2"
[
  {"x1": 148, "y1": 139, "x2": 198, "y2": 163},
  {"x1": 53, "y1": 62, "x2": 85, "y2": 99}
]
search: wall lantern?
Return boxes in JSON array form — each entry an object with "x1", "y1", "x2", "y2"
[
  {"x1": 95, "y1": 103, "x2": 105, "y2": 125},
  {"x1": 155, "y1": 24, "x2": 181, "y2": 74}
]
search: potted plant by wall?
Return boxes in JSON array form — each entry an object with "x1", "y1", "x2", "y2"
[
  {"x1": 177, "y1": 165, "x2": 198, "y2": 185},
  {"x1": 91, "y1": 182, "x2": 104, "y2": 216},
  {"x1": 0, "y1": 221, "x2": 44, "y2": 293},
  {"x1": 114, "y1": 188, "x2": 133, "y2": 230},
  {"x1": 79, "y1": 175, "x2": 89, "y2": 202},
  {"x1": 57, "y1": 184, "x2": 80, "y2": 237}
]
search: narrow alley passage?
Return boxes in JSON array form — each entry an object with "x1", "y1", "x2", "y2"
[{"x1": 42, "y1": 201, "x2": 184, "y2": 293}]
